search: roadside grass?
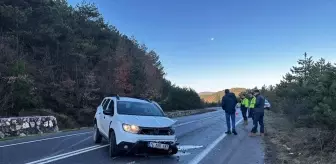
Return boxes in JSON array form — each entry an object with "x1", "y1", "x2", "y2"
[
  {"x1": 0, "y1": 108, "x2": 218, "y2": 142},
  {"x1": 0, "y1": 135, "x2": 25, "y2": 141},
  {"x1": 264, "y1": 111, "x2": 336, "y2": 164}
]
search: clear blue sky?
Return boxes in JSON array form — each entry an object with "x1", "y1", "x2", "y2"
[{"x1": 69, "y1": 0, "x2": 336, "y2": 92}]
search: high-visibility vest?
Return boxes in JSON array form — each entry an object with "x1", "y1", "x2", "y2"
[
  {"x1": 249, "y1": 96, "x2": 256, "y2": 109},
  {"x1": 241, "y1": 98, "x2": 249, "y2": 107}
]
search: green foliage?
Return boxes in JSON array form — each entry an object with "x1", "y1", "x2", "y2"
[
  {"x1": 0, "y1": 0, "x2": 204, "y2": 127},
  {"x1": 262, "y1": 53, "x2": 336, "y2": 130},
  {"x1": 10, "y1": 60, "x2": 26, "y2": 76},
  {"x1": 159, "y1": 80, "x2": 204, "y2": 111}
]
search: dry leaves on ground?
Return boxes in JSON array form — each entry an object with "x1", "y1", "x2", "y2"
[{"x1": 263, "y1": 111, "x2": 336, "y2": 164}]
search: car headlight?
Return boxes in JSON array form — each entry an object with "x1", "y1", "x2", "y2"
[
  {"x1": 122, "y1": 124, "x2": 140, "y2": 134},
  {"x1": 168, "y1": 127, "x2": 175, "y2": 135}
]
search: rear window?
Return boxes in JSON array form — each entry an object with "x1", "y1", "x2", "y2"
[{"x1": 117, "y1": 101, "x2": 164, "y2": 117}]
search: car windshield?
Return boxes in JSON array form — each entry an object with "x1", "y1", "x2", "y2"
[{"x1": 117, "y1": 101, "x2": 164, "y2": 117}]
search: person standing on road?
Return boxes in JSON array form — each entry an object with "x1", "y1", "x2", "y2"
[
  {"x1": 240, "y1": 94, "x2": 249, "y2": 125},
  {"x1": 249, "y1": 89, "x2": 266, "y2": 137},
  {"x1": 221, "y1": 89, "x2": 238, "y2": 135},
  {"x1": 248, "y1": 92, "x2": 256, "y2": 121}
]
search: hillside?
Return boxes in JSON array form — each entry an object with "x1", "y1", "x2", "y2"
[
  {"x1": 0, "y1": 0, "x2": 213, "y2": 129},
  {"x1": 199, "y1": 88, "x2": 247, "y2": 103},
  {"x1": 198, "y1": 92, "x2": 215, "y2": 96}
]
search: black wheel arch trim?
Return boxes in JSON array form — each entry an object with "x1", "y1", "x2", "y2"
[{"x1": 108, "y1": 121, "x2": 115, "y2": 139}]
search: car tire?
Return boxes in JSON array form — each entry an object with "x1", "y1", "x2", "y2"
[
  {"x1": 168, "y1": 146, "x2": 178, "y2": 155},
  {"x1": 93, "y1": 123, "x2": 102, "y2": 144},
  {"x1": 109, "y1": 130, "x2": 119, "y2": 157}
]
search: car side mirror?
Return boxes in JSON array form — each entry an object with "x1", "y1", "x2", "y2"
[{"x1": 103, "y1": 110, "x2": 113, "y2": 116}]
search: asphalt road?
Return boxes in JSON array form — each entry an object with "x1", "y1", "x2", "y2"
[{"x1": 0, "y1": 108, "x2": 264, "y2": 164}]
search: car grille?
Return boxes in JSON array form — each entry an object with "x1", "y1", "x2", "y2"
[{"x1": 139, "y1": 127, "x2": 174, "y2": 135}]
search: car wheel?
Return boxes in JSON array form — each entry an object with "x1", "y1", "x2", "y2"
[
  {"x1": 109, "y1": 130, "x2": 119, "y2": 157},
  {"x1": 168, "y1": 146, "x2": 178, "y2": 155},
  {"x1": 93, "y1": 123, "x2": 102, "y2": 144}
]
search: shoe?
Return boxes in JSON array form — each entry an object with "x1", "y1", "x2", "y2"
[
  {"x1": 244, "y1": 120, "x2": 248, "y2": 125},
  {"x1": 232, "y1": 130, "x2": 238, "y2": 135},
  {"x1": 260, "y1": 133, "x2": 265, "y2": 137},
  {"x1": 249, "y1": 132, "x2": 256, "y2": 137},
  {"x1": 225, "y1": 131, "x2": 231, "y2": 134}
]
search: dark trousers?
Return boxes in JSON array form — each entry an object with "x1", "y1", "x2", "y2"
[
  {"x1": 251, "y1": 112, "x2": 264, "y2": 133},
  {"x1": 225, "y1": 112, "x2": 236, "y2": 131},
  {"x1": 248, "y1": 109, "x2": 254, "y2": 120},
  {"x1": 241, "y1": 107, "x2": 247, "y2": 121}
]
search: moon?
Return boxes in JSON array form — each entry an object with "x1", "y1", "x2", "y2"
[{"x1": 210, "y1": 38, "x2": 214, "y2": 41}]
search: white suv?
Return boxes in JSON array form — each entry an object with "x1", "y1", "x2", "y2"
[
  {"x1": 264, "y1": 99, "x2": 271, "y2": 110},
  {"x1": 93, "y1": 95, "x2": 178, "y2": 157}
]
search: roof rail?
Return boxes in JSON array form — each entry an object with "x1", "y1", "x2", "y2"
[
  {"x1": 132, "y1": 96, "x2": 151, "y2": 102},
  {"x1": 109, "y1": 94, "x2": 120, "y2": 100},
  {"x1": 107, "y1": 94, "x2": 151, "y2": 102}
]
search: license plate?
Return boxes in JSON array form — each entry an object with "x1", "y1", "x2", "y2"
[{"x1": 147, "y1": 142, "x2": 169, "y2": 150}]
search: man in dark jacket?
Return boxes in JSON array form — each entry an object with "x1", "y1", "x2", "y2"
[
  {"x1": 221, "y1": 89, "x2": 238, "y2": 135},
  {"x1": 249, "y1": 89, "x2": 266, "y2": 137}
]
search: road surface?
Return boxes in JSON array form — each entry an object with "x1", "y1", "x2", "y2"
[{"x1": 0, "y1": 108, "x2": 264, "y2": 164}]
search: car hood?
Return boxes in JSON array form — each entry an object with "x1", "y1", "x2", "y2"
[{"x1": 117, "y1": 115, "x2": 176, "y2": 128}]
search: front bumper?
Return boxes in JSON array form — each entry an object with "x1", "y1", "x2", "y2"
[{"x1": 117, "y1": 141, "x2": 178, "y2": 155}]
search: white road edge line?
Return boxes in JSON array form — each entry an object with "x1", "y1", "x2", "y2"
[
  {"x1": 47, "y1": 135, "x2": 93, "y2": 157},
  {"x1": 187, "y1": 118, "x2": 244, "y2": 164},
  {"x1": 0, "y1": 132, "x2": 91, "y2": 148},
  {"x1": 25, "y1": 144, "x2": 109, "y2": 164}
]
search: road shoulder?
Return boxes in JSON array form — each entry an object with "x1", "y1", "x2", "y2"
[
  {"x1": 225, "y1": 121, "x2": 265, "y2": 164},
  {"x1": 196, "y1": 118, "x2": 265, "y2": 164}
]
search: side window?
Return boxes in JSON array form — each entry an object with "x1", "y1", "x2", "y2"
[
  {"x1": 106, "y1": 100, "x2": 115, "y2": 116},
  {"x1": 101, "y1": 99, "x2": 107, "y2": 106},
  {"x1": 103, "y1": 99, "x2": 111, "y2": 111}
]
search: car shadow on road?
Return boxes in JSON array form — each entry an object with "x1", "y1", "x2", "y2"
[
  {"x1": 98, "y1": 140, "x2": 181, "y2": 164},
  {"x1": 111, "y1": 153, "x2": 181, "y2": 164}
]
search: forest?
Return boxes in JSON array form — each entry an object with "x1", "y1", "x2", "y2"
[
  {"x1": 0, "y1": 0, "x2": 213, "y2": 128},
  {"x1": 260, "y1": 53, "x2": 336, "y2": 160},
  {"x1": 261, "y1": 53, "x2": 336, "y2": 131}
]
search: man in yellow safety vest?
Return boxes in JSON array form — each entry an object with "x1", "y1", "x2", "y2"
[
  {"x1": 240, "y1": 94, "x2": 249, "y2": 125},
  {"x1": 248, "y1": 92, "x2": 256, "y2": 121}
]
